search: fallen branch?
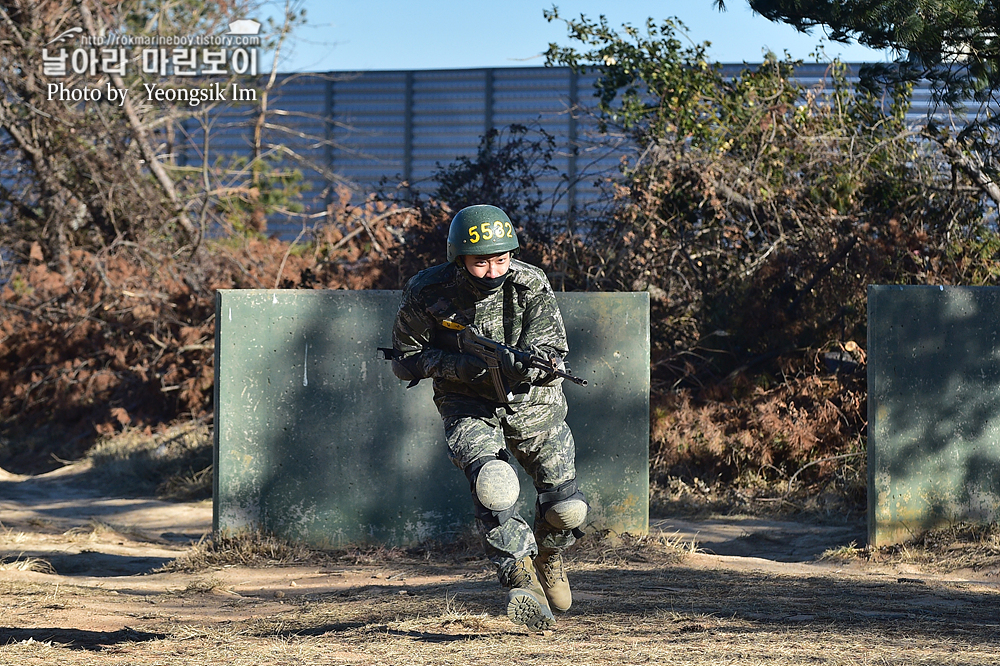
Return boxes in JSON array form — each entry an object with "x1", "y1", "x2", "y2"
[{"x1": 785, "y1": 452, "x2": 865, "y2": 497}]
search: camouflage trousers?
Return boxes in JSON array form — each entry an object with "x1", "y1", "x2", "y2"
[{"x1": 442, "y1": 386, "x2": 579, "y2": 577}]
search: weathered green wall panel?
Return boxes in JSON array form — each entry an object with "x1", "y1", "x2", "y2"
[
  {"x1": 868, "y1": 285, "x2": 1000, "y2": 547},
  {"x1": 214, "y1": 290, "x2": 649, "y2": 547}
]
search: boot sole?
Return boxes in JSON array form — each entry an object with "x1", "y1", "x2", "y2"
[{"x1": 506, "y1": 589, "x2": 555, "y2": 631}]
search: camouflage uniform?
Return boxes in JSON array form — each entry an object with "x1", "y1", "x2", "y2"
[{"x1": 391, "y1": 258, "x2": 579, "y2": 577}]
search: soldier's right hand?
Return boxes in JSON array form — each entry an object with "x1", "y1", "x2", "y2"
[
  {"x1": 456, "y1": 354, "x2": 489, "y2": 383},
  {"x1": 499, "y1": 348, "x2": 531, "y2": 383}
]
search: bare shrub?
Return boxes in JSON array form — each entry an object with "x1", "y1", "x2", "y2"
[{"x1": 0, "y1": 198, "x2": 419, "y2": 472}]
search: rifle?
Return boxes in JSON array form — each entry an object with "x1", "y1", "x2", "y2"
[
  {"x1": 378, "y1": 323, "x2": 588, "y2": 402},
  {"x1": 444, "y1": 321, "x2": 588, "y2": 402}
]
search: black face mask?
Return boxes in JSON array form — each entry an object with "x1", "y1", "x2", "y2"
[{"x1": 467, "y1": 272, "x2": 508, "y2": 293}]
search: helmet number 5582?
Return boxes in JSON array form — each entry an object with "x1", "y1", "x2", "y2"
[{"x1": 468, "y1": 220, "x2": 513, "y2": 244}]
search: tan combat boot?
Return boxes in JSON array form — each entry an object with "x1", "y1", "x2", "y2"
[
  {"x1": 534, "y1": 549, "x2": 572, "y2": 612},
  {"x1": 504, "y1": 556, "x2": 555, "y2": 631}
]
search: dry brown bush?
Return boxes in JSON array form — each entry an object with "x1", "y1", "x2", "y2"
[
  {"x1": 650, "y1": 352, "x2": 867, "y2": 510},
  {"x1": 0, "y1": 198, "x2": 424, "y2": 473}
]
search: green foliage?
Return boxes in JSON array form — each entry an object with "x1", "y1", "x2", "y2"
[
  {"x1": 727, "y1": 0, "x2": 1000, "y2": 208},
  {"x1": 544, "y1": 10, "x2": 998, "y2": 385},
  {"x1": 7, "y1": 274, "x2": 31, "y2": 297},
  {"x1": 545, "y1": 12, "x2": 725, "y2": 143}
]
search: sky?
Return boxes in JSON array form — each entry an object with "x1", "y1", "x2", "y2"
[{"x1": 262, "y1": 0, "x2": 894, "y2": 74}]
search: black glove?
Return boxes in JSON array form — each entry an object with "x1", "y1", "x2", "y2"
[
  {"x1": 456, "y1": 354, "x2": 489, "y2": 383},
  {"x1": 499, "y1": 348, "x2": 531, "y2": 383}
]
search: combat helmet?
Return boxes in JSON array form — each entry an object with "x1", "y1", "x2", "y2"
[{"x1": 446, "y1": 204, "x2": 519, "y2": 263}]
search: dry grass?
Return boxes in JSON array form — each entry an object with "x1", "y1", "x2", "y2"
[
  {"x1": 157, "y1": 463, "x2": 212, "y2": 500},
  {"x1": 0, "y1": 527, "x2": 30, "y2": 545},
  {"x1": 820, "y1": 540, "x2": 866, "y2": 561},
  {"x1": 570, "y1": 529, "x2": 699, "y2": 565},
  {"x1": 817, "y1": 522, "x2": 1000, "y2": 575},
  {"x1": 3, "y1": 555, "x2": 997, "y2": 665},
  {"x1": 60, "y1": 518, "x2": 168, "y2": 546},
  {"x1": 158, "y1": 530, "x2": 319, "y2": 572},
  {"x1": 0, "y1": 556, "x2": 55, "y2": 574},
  {"x1": 82, "y1": 422, "x2": 213, "y2": 499},
  {"x1": 158, "y1": 527, "x2": 697, "y2": 577},
  {"x1": 874, "y1": 522, "x2": 1000, "y2": 573}
]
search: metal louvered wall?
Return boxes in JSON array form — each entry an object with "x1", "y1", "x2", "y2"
[
  {"x1": 194, "y1": 64, "x2": 948, "y2": 239},
  {"x1": 320, "y1": 66, "x2": 599, "y2": 221}
]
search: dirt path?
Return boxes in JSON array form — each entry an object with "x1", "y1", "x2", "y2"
[{"x1": 1, "y1": 464, "x2": 998, "y2": 665}]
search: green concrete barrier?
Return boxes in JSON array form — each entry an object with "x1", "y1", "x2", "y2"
[
  {"x1": 868, "y1": 285, "x2": 1000, "y2": 547},
  {"x1": 213, "y1": 289, "x2": 649, "y2": 547}
]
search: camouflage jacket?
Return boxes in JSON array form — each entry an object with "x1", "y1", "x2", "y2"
[{"x1": 391, "y1": 259, "x2": 569, "y2": 415}]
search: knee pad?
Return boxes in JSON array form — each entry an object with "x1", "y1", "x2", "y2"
[
  {"x1": 474, "y1": 459, "x2": 520, "y2": 511},
  {"x1": 466, "y1": 452, "x2": 520, "y2": 527},
  {"x1": 537, "y1": 479, "x2": 588, "y2": 531}
]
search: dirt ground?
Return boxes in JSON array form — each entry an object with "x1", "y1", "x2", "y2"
[{"x1": 1, "y1": 463, "x2": 998, "y2": 665}]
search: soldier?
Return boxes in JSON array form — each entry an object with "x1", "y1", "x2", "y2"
[{"x1": 388, "y1": 204, "x2": 588, "y2": 631}]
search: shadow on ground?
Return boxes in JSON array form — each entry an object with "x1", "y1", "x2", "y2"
[
  {"x1": 38, "y1": 552, "x2": 174, "y2": 577},
  {"x1": 0, "y1": 627, "x2": 166, "y2": 650},
  {"x1": 652, "y1": 516, "x2": 867, "y2": 561},
  {"x1": 252, "y1": 560, "x2": 999, "y2": 640}
]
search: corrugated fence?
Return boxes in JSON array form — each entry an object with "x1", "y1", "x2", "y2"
[{"x1": 185, "y1": 64, "x2": 954, "y2": 239}]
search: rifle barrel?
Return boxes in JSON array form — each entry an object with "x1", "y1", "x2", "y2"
[
  {"x1": 530, "y1": 356, "x2": 588, "y2": 386},
  {"x1": 554, "y1": 370, "x2": 588, "y2": 386}
]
